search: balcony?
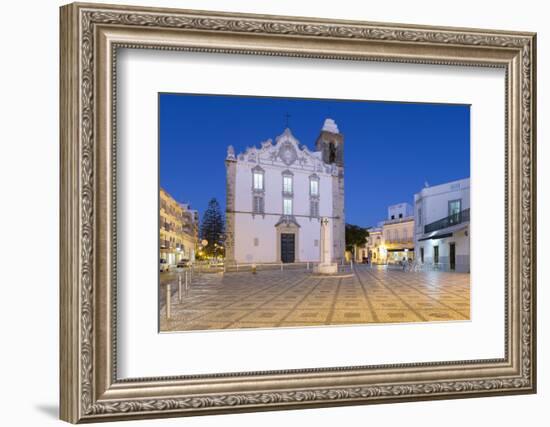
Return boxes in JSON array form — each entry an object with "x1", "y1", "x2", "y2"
[
  {"x1": 385, "y1": 237, "x2": 414, "y2": 245},
  {"x1": 424, "y1": 208, "x2": 470, "y2": 234}
]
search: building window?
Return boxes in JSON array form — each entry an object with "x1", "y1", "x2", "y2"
[
  {"x1": 433, "y1": 245, "x2": 439, "y2": 264},
  {"x1": 253, "y1": 171, "x2": 264, "y2": 190},
  {"x1": 418, "y1": 208, "x2": 422, "y2": 228},
  {"x1": 391, "y1": 215, "x2": 395, "y2": 220},
  {"x1": 420, "y1": 247, "x2": 424, "y2": 263},
  {"x1": 399, "y1": 213, "x2": 403, "y2": 218},
  {"x1": 310, "y1": 200, "x2": 319, "y2": 217},
  {"x1": 314, "y1": 239, "x2": 319, "y2": 247},
  {"x1": 253, "y1": 238, "x2": 259, "y2": 247},
  {"x1": 253, "y1": 195, "x2": 264, "y2": 214},
  {"x1": 448, "y1": 199, "x2": 462, "y2": 224},
  {"x1": 310, "y1": 178, "x2": 319, "y2": 196},
  {"x1": 283, "y1": 175, "x2": 293, "y2": 195},
  {"x1": 283, "y1": 198, "x2": 293, "y2": 215}
]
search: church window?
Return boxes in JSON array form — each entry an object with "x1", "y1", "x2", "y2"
[
  {"x1": 283, "y1": 198, "x2": 293, "y2": 215},
  {"x1": 310, "y1": 178, "x2": 319, "y2": 196},
  {"x1": 310, "y1": 200, "x2": 319, "y2": 218},
  {"x1": 253, "y1": 195, "x2": 264, "y2": 214},
  {"x1": 283, "y1": 175, "x2": 293, "y2": 195},
  {"x1": 253, "y1": 171, "x2": 264, "y2": 190}
]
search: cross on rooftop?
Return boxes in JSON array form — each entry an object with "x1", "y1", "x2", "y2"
[{"x1": 284, "y1": 112, "x2": 291, "y2": 128}]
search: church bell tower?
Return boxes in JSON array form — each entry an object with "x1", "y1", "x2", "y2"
[
  {"x1": 315, "y1": 118, "x2": 345, "y2": 263},
  {"x1": 315, "y1": 118, "x2": 344, "y2": 167}
]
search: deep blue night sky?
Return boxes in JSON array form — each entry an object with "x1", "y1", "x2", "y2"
[{"x1": 159, "y1": 93, "x2": 470, "y2": 228}]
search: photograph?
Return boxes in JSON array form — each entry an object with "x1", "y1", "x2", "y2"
[
  {"x1": 56, "y1": 2, "x2": 536, "y2": 422},
  {"x1": 158, "y1": 94, "x2": 471, "y2": 332}
]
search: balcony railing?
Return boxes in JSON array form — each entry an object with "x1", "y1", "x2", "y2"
[
  {"x1": 384, "y1": 238, "x2": 414, "y2": 244},
  {"x1": 424, "y1": 208, "x2": 470, "y2": 234}
]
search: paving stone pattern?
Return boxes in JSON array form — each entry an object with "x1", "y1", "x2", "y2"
[{"x1": 159, "y1": 265, "x2": 470, "y2": 332}]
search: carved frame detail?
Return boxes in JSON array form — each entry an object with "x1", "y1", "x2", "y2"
[{"x1": 60, "y1": 2, "x2": 536, "y2": 423}]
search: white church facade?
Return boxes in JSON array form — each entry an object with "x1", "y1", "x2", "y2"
[{"x1": 225, "y1": 119, "x2": 345, "y2": 265}]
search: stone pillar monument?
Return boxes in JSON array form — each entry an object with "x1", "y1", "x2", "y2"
[{"x1": 315, "y1": 217, "x2": 338, "y2": 274}]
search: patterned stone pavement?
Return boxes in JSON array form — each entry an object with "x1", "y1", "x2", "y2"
[{"x1": 159, "y1": 265, "x2": 470, "y2": 332}]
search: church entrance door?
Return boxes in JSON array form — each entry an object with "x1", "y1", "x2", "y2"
[{"x1": 280, "y1": 233, "x2": 295, "y2": 263}]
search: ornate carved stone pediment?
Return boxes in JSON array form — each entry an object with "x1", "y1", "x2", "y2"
[
  {"x1": 230, "y1": 127, "x2": 329, "y2": 173},
  {"x1": 278, "y1": 141, "x2": 298, "y2": 166},
  {"x1": 274, "y1": 215, "x2": 301, "y2": 228}
]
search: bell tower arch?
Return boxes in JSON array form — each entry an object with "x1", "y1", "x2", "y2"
[{"x1": 315, "y1": 118, "x2": 344, "y2": 167}]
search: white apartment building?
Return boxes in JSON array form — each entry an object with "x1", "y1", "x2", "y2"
[
  {"x1": 387, "y1": 202, "x2": 413, "y2": 221},
  {"x1": 414, "y1": 178, "x2": 470, "y2": 272}
]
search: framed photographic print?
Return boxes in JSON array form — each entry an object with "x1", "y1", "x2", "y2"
[{"x1": 60, "y1": 2, "x2": 537, "y2": 423}]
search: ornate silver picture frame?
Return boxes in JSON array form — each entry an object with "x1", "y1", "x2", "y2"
[{"x1": 60, "y1": 2, "x2": 536, "y2": 423}]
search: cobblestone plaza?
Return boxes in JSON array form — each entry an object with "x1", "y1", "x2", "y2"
[{"x1": 159, "y1": 265, "x2": 470, "y2": 332}]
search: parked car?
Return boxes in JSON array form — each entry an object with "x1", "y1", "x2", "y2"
[
  {"x1": 159, "y1": 258, "x2": 170, "y2": 272},
  {"x1": 176, "y1": 259, "x2": 191, "y2": 269}
]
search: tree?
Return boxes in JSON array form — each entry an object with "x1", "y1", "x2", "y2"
[
  {"x1": 200, "y1": 198, "x2": 225, "y2": 258},
  {"x1": 345, "y1": 223, "x2": 369, "y2": 255}
]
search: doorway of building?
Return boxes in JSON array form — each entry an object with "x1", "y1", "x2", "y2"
[
  {"x1": 281, "y1": 233, "x2": 295, "y2": 263},
  {"x1": 449, "y1": 242, "x2": 456, "y2": 271}
]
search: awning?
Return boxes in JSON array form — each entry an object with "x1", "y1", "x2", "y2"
[{"x1": 417, "y1": 223, "x2": 468, "y2": 242}]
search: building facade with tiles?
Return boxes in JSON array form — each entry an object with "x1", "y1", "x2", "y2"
[
  {"x1": 414, "y1": 177, "x2": 470, "y2": 272},
  {"x1": 159, "y1": 188, "x2": 198, "y2": 268},
  {"x1": 225, "y1": 119, "x2": 345, "y2": 264}
]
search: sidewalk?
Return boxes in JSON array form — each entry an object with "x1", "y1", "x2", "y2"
[{"x1": 159, "y1": 265, "x2": 470, "y2": 332}]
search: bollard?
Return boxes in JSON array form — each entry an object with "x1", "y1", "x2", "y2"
[
  {"x1": 166, "y1": 284, "x2": 171, "y2": 320},
  {"x1": 280, "y1": 262, "x2": 283, "y2": 271},
  {"x1": 306, "y1": 262, "x2": 309, "y2": 270},
  {"x1": 178, "y1": 275, "x2": 182, "y2": 303},
  {"x1": 185, "y1": 270, "x2": 189, "y2": 292}
]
